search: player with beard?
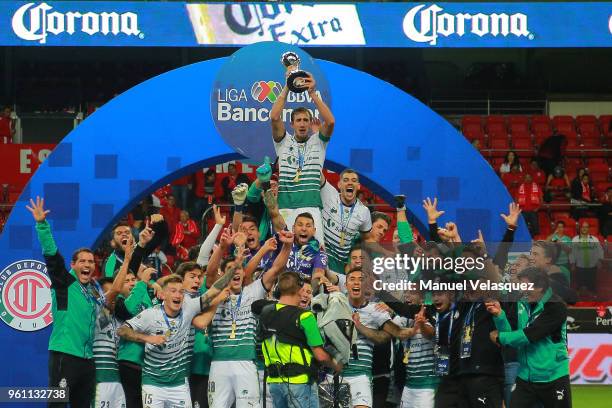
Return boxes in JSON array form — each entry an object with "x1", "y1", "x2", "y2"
[
  {"x1": 207, "y1": 230, "x2": 294, "y2": 408},
  {"x1": 102, "y1": 215, "x2": 168, "y2": 278},
  {"x1": 27, "y1": 196, "x2": 121, "y2": 408},
  {"x1": 260, "y1": 189, "x2": 331, "y2": 285},
  {"x1": 320, "y1": 169, "x2": 372, "y2": 276},
  {"x1": 118, "y1": 274, "x2": 229, "y2": 408},
  {"x1": 330, "y1": 269, "x2": 407, "y2": 408},
  {"x1": 270, "y1": 69, "x2": 334, "y2": 245}
]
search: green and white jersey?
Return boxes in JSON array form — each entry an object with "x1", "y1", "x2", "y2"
[
  {"x1": 126, "y1": 296, "x2": 203, "y2": 387},
  {"x1": 321, "y1": 181, "x2": 372, "y2": 274},
  {"x1": 275, "y1": 131, "x2": 329, "y2": 210},
  {"x1": 210, "y1": 279, "x2": 267, "y2": 362},
  {"x1": 344, "y1": 302, "x2": 391, "y2": 378},
  {"x1": 94, "y1": 308, "x2": 122, "y2": 383},
  {"x1": 393, "y1": 316, "x2": 439, "y2": 389}
]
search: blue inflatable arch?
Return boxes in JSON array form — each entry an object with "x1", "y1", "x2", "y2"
[{"x1": 0, "y1": 55, "x2": 529, "y2": 386}]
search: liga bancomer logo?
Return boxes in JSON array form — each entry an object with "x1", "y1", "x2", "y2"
[
  {"x1": 215, "y1": 81, "x2": 321, "y2": 122},
  {"x1": 403, "y1": 4, "x2": 531, "y2": 46},
  {"x1": 0, "y1": 260, "x2": 52, "y2": 332},
  {"x1": 12, "y1": 2, "x2": 142, "y2": 45}
]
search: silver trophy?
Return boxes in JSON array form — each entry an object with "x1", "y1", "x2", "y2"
[{"x1": 281, "y1": 51, "x2": 310, "y2": 93}]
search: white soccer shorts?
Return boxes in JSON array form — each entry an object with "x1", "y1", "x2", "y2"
[
  {"x1": 400, "y1": 386, "x2": 435, "y2": 408},
  {"x1": 142, "y1": 381, "x2": 192, "y2": 408},
  {"x1": 208, "y1": 360, "x2": 260, "y2": 408},
  {"x1": 94, "y1": 382, "x2": 126, "y2": 408}
]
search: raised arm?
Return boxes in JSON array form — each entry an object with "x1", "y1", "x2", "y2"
[
  {"x1": 262, "y1": 231, "x2": 294, "y2": 290},
  {"x1": 395, "y1": 195, "x2": 413, "y2": 243},
  {"x1": 205, "y1": 227, "x2": 233, "y2": 288},
  {"x1": 493, "y1": 203, "x2": 520, "y2": 270},
  {"x1": 270, "y1": 85, "x2": 288, "y2": 142},
  {"x1": 244, "y1": 237, "x2": 277, "y2": 277},
  {"x1": 305, "y1": 77, "x2": 335, "y2": 138},
  {"x1": 231, "y1": 183, "x2": 248, "y2": 233},
  {"x1": 197, "y1": 205, "x2": 225, "y2": 267},
  {"x1": 422, "y1": 197, "x2": 444, "y2": 242},
  {"x1": 263, "y1": 189, "x2": 287, "y2": 233},
  {"x1": 107, "y1": 244, "x2": 134, "y2": 310},
  {"x1": 27, "y1": 197, "x2": 74, "y2": 288}
]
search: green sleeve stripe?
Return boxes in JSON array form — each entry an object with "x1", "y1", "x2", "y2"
[{"x1": 35, "y1": 220, "x2": 58, "y2": 256}]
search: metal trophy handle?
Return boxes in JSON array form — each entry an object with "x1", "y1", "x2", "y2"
[{"x1": 281, "y1": 52, "x2": 310, "y2": 94}]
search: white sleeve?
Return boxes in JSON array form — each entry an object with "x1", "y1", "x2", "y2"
[
  {"x1": 392, "y1": 315, "x2": 408, "y2": 327},
  {"x1": 359, "y1": 206, "x2": 373, "y2": 232},
  {"x1": 245, "y1": 279, "x2": 268, "y2": 302},
  {"x1": 273, "y1": 131, "x2": 290, "y2": 154},
  {"x1": 183, "y1": 296, "x2": 203, "y2": 321},
  {"x1": 320, "y1": 180, "x2": 337, "y2": 205},
  {"x1": 126, "y1": 308, "x2": 155, "y2": 334},
  {"x1": 197, "y1": 223, "x2": 222, "y2": 266},
  {"x1": 374, "y1": 309, "x2": 392, "y2": 328}
]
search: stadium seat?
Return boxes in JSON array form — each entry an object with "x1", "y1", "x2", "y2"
[
  {"x1": 486, "y1": 115, "x2": 505, "y2": 125},
  {"x1": 599, "y1": 115, "x2": 612, "y2": 134},
  {"x1": 538, "y1": 212, "x2": 552, "y2": 235},
  {"x1": 588, "y1": 163, "x2": 610, "y2": 182},
  {"x1": 490, "y1": 138, "x2": 510, "y2": 150},
  {"x1": 512, "y1": 137, "x2": 532, "y2": 151},
  {"x1": 556, "y1": 122, "x2": 577, "y2": 139},
  {"x1": 576, "y1": 115, "x2": 597, "y2": 125},
  {"x1": 552, "y1": 115, "x2": 575, "y2": 127},
  {"x1": 463, "y1": 123, "x2": 485, "y2": 141},
  {"x1": 509, "y1": 116, "x2": 529, "y2": 133},
  {"x1": 578, "y1": 122, "x2": 601, "y2": 139},
  {"x1": 581, "y1": 137, "x2": 601, "y2": 148},
  {"x1": 462, "y1": 115, "x2": 482, "y2": 127}
]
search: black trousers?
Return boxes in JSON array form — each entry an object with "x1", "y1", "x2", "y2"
[
  {"x1": 189, "y1": 374, "x2": 209, "y2": 408},
  {"x1": 435, "y1": 376, "x2": 467, "y2": 408},
  {"x1": 511, "y1": 376, "x2": 572, "y2": 408},
  {"x1": 48, "y1": 351, "x2": 95, "y2": 408},
  {"x1": 119, "y1": 361, "x2": 143, "y2": 408},
  {"x1": 459, "y1": 374, "x2": 504, "y2": 408},
  {"x1": 372, "y1": 375, "x2": 390, "y2": 408}
]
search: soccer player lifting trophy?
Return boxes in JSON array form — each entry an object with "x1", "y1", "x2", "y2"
[{"x1": 281, "y1": 51, "x2": 311, "y2": 93}]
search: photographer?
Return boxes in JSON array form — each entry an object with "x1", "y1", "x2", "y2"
[{"x1": 256, "y1": 271, "x2": 343, "y2": 408}]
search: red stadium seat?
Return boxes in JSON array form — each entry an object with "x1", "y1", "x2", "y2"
[
  {"x1": 538, "y1": 212, "x2": 552, "y2": 235},
  {"x1": 486, "y1": 122, "x2": 507, "y2": 137},
  {"x1": 578, "y1": 122, "x2": 601, "y2": 139},
  {"x1": 598, "y1": 115, "x2": 612, "y2": 134},
  {"x1": 462, "y1": 115, "x2": 482, "y2": 126},
  {"x1": 486, "y1": 115, "x2": 505, "y2": 125},
  {"x1": 463, "y1": 123, "x2": 485, "y2": 141},
  {"x1": 588, "y1": 163, "x2": 610, "y2": 182},
  {"x1": 512, "y1": 137, "x2": 532, "y2": 150},
  {"x1": 581, "y1": 137, "x2": 601, "y2": 148},
  {"x1": 490, "y1": 138, "x2": 510, "y2": 150},
  {"x1": 553, "y1": 115, "x2": 574, "y2": 127},
  {"x1": 556, "y1": 122, "x2": 577, "y2": 139},
  {"x1": 576, "y1": 115, "x2": 597, "y2": 125},
  {"x1": 509, "y1": 116, "x2": 529, "y2": 133}
]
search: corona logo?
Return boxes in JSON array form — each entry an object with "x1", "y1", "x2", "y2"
[{"x1": 0, "y1": 260, "x2": 53, "y2": 332}]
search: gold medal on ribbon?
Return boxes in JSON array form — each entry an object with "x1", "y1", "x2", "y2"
[
  {"x1": 464, "y1": 326, "x2": 472, "y2": 342},
  {"x1": 339, "y1": 231, "x2": 346, "y2": 247},
  {"x1": 403, "y1": 350, "x2": 410, "y2": 364},
  {"x1": 293, "y1": 168, "x2": 301, "y2": 182},
  {"x1": 229, "y1": 321, "x2": 237, "y2": 339},
  {"x1": 165, "y1": 329, "x2": 172, "y2": 339}
]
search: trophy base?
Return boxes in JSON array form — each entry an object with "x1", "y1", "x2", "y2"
[{"x1": 287, "y1": 70, "x2": 310, "y2": 94}]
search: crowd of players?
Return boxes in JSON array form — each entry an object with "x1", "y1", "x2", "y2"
[{"x1": 27, "y1": 73, "x2": 582, "y2": 408}]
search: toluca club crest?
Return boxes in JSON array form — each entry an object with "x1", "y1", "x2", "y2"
[{"x1": 0, "y1": 260, "x2": 53, "y2": 332}]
